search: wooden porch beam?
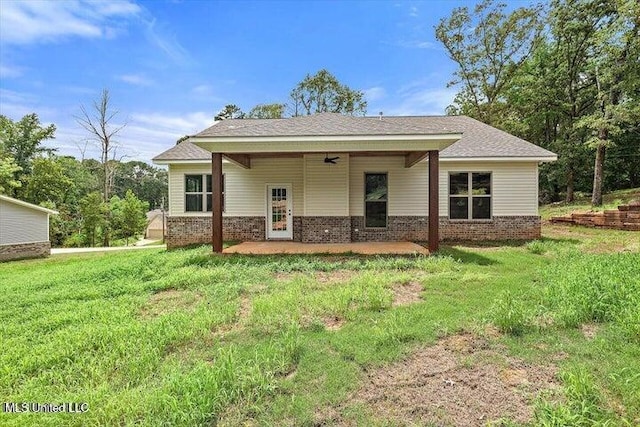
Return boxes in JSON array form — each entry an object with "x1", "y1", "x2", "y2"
[
  {"x1": 224, "y1": 154, "x2": 251, "y2": 169},
  {"x1": 428, "y1": 150, "x2": 439, "y2": 253},
  {"x1": 212, "y1": 153, "x2": 223, "y2": 253},
  {"x1": 405, "y1": 151, "x2": 428, "y2": 168}
]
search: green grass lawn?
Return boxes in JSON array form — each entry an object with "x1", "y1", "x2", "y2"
[{"x1": 0, "y1": 224, "x2": 638, "y2": 426}]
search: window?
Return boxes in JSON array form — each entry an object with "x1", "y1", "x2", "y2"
[
  {"x1": 365, "y1": 173, "x2": 388, "y2": 227},
  {"x1": 185, "y1": 174, "x2": 225, "y2": 212},
  {"x1": 449, "y1": 172, "x2": 491, "y2": 220}
]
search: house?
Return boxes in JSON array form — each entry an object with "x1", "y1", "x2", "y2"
[
  {"x1": 0, "y1": 195, "x2": 58, "y2": 261},
  {"x1": 145, "y1": 209, "x2": 166, "y2": 240},
  {"x1": 152, "y1": 113, "x2": 556, "y2": 251}
]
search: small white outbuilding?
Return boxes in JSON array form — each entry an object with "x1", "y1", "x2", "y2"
[{"x1": 0, "y1": 195, "x2": 58, "y2": 261}]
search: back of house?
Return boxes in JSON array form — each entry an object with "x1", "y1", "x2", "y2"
[{"x1": 152, "y1": 113, "x2": 556, "y2": 249}]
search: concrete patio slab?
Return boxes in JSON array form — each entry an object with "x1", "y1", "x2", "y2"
[{"x1": 222, "y1": 241, "x2": 429, "y2": 255}]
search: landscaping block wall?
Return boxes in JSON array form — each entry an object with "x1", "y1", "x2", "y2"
[{"x1": 550, "y1": 203, "x2": 640, "y2": 231}]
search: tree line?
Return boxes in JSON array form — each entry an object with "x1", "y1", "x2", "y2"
[
  {"x1": 436, "y1": 0, "x2": 640, "y2": 205},
  {"x1": 0, "y1": 112, "x2": 167, "y2": 247}
]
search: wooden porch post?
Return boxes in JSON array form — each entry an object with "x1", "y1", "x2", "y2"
[
  {"x1": 212, "y1": 153, "x2": 223, "y2": 253},
  {"x1": 428, "y1": 150, "x2": 439, "y2": 253}
]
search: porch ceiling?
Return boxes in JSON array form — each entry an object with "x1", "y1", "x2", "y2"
[{"x1": 221, "y1": 150, "x2": 435, "y2": 169}]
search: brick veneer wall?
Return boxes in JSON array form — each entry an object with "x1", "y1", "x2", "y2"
[
  {"x1": 0, "y1": 241, "x2": 51, "y2": 261},
  {"x1": 301, "y1": 216, "x2": 351, "y2": 243},
  {"x1": 166, "y1": 216, "x2": 303, "y2": 248},
  {"x1": 166, "y1": 215, "x2": 541, "y2": 248},
  {"x1": 351, "y1": 216, "x2": 429, "y2": 242},
  {"x1": 440, "y1": 216, "x2": 541, "y2": 241}
]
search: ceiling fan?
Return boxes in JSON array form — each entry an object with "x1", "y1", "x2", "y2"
[{"x1": 324, "y1": 154, "x2": 340, "y2": 164}]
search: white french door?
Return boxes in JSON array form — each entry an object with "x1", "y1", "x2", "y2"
[{"x1": 266, "y1": 184, "x2": 292, "y2": 239}]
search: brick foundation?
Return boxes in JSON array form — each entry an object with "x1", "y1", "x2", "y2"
[
  {"x1": 351, "y1": 216, "x2": 429, "y2": 242},
  {"x1": 0, "y1": 241, "x2": 51, "y2": 262},
  {"x1": 301, "y1": 216, "x2": 351, "y2": 243},
  {"x1": 440, "y1": 216, "x2": 541, "y2": 241},
  {"x1": 166, "y1": 215, "x2": 541, "y2": 248}
]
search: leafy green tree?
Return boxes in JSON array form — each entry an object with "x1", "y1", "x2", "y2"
[
  {"x1": 111, "y1": 190, "x2": 148, "y2": 245},
  {"x1": 0, "y1": 156, "x2": 22, "y2": 195},
  {"x1": 79, "y1": 192, "x2": 107, "y2": 247},
  {"x1": 214, "y1": 104, "x2": 245, "y2": 121},
  {"x1": 0, "y1": 113, "x2": 56, "y2": 195},
  {"x1": 289, "y1": 69, "x2": 367, "y2": 116},
  {"x1": 24, "y1": 157, "x2": 74, "y2": 206},
  {"x1": 113, "y1": 160, "x2": 167, "y2": 209},
  {"x1": 435, "y1": 0, "x2": 543, "y2": 126},
  {"x1": 574, "y1": 0, "x2": 640, "y2": 205},
  {"x1": 247, "y1": 103, "x2": 286, "y2": 119}
]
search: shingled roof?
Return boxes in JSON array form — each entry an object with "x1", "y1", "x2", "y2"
[{"x1": 152, "y1": 113, "x2": 556, "y2": 162}]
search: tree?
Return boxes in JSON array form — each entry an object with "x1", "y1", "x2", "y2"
[
  {"x1": 24, "y1": 157, "x2": 74, "y2": 206},
  {"x1": 111, "y1": 190, "x2": 148, "y2": 246},
  {"x1": 435, "y1": 0, "x2": 543, "y2": 126},
  {"x1": 79, "y1": 192, "x2": 107, "y2": 247},
  {"x1": 0, "y1": 156, "x2": 21, "y2": 195},
  {"x1": 575, "y1": 0, "x2": 640, "y2": 205},
  {"x1": 247, "y1": 103, "x2": 286, "y2": 119},
  {"x1": 289, "y1": 69, "x2": 367, "y2": 116},
  {"x1": 76, "y1": 89, "x2": 125, "y2": 203},
  {"x1": 113, "y1": 160, "x2": 167, "y2": 209},
  {"x1": 214, "y1": 104, "x2": 245, "y2": 121},
  {"x1": 0, "y1": 113, "x2": 56, "y2": 195}
]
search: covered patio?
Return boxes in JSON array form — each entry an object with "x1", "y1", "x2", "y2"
[{"x1": 223, "y1": 241, "x2": 429, "y2": 255}]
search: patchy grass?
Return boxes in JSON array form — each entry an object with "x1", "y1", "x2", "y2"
[
  {"x1": 0, "y1": 222, "x2": 639, "y2": 426},
  {"x1": 539, "y1": 187, "x2": 640, "y2": 220}
]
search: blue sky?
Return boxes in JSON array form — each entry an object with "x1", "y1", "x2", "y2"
[{"x1": 2, "y1": 0, "x2": 499, "y2": 163}]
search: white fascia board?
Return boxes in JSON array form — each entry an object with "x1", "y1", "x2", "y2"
[
  {"x1": 191, "y1": 133, "x2": 462, "y2": 154},
  {"x1": 0, "y1": 195, "x2": 58, "y2": 214},
  {"x1": 190, "y1": 133, "x2": 461, "y2": 143},
  {"x1": 439, "y1": 156, "x2": 557, "y2": 163},
  {"x1": 152, "y1": 159, "x2": 232, "y2": 165}
]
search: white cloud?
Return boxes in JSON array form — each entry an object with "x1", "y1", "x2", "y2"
[
  {"x1": 396, "y1": 40, "x2": 437, "y2": 49},
  {"x1": 381, "y1": 85, "x2": 457, "y2": 116},
  {"x1": 118, "y1": 74, "x2": 154, "y2": 86},
  {"x1": 0, "y1": 64, "x2": 23, "y2": 78},
  {"x1": 143, "y1": 18, "x2": 190, "y2": 64},
  {"x1": 0, "y1": 0, "x2": 141, "y2": 45},
  {"x1": 363, "y1": 86, "x2": 387, "y2": 102},
  {"x1": 409, "y1": 6, "x2": 418, "y2": 17}
]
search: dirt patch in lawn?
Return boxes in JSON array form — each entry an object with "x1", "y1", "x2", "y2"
[
  {"x1": 322, "y1": 315, "x2": 346, "y2": 331},
  {"x1": 276, "y1": 270, "x2": 357, "y2": 286},
  {"x1": 139, "y1": 289, "x2": 202, "y2": 318},
  {"x1": 581, "y1": 323, "x2": 600, "y2": 340},
  {"x1": 392, "y1": 281, "x2": 423, "y2": 307},
  {"x1": 341, "y1": 333, "x2": 558, "y2": 427}
]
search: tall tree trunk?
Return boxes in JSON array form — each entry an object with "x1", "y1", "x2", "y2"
[
  {"x1": 591, "y1": 142, "x2": 606, "y2": 206},
  {"x1": 566, "y1": 169, "x2": 574, "y2": 202}
]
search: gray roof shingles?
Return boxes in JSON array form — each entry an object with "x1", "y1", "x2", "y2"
[{"x1": 152, "y1": 113, "x2": 556, "y2": 161}]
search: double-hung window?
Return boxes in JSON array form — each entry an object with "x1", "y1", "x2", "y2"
[
  {"x1": 185, "y1": 174, "x2": 225, "y2": 212},
  {"x1": 365, "y1": 173, "x2": 388, "y2": 228},
  {"x1": 449, "y1": 172, "x2": 491, "y2": 220}
]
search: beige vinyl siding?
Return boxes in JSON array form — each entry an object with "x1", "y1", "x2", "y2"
[
  {"x1": 349, "y1": 156, "x2": 429, "y2": 216},
  {"x1": 439, "y1": 161, "x2": 539, "y2": 217},
  {"x1": 304, "y1": 154, "x2": 349, "y2": 216},
  {"x1": 0, "y1": 200, "x2": 50, "y2": 245},
  {"x1": 168, "y1": 158, "x2": 303, "y2": 216}
]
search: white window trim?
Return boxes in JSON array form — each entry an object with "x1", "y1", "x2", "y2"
[
  {"x1": 184, "y1": 174, "x2": 225, "y2": 213},
  {"x1": 448, "y1": 172, "x2": 492, "y2": 220}
]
